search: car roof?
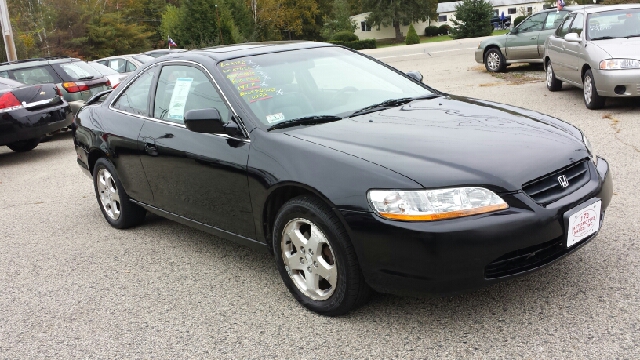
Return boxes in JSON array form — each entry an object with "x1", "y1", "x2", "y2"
[
  {"x1": 579, "y1": 4, "x2": 640, "y2": 14},
  {"x1": 0, "y1": 56, "x2": 80, "y2": 71},
  {"x1": 176, "y1": 41, "x2": 334, "y2": 62}
]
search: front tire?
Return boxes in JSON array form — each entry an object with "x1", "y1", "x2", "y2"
[
  {"x1": 93, "y1": 158, "x2": 146, "y2": 229},
  {"x1": 546, "y1": 61, "x2": 562, "y2": 91},
  {"x1": 484, "y1": 48, "x2": 506, "y2": 73},
  {"x1": 7, "y1": 138, "x2": 39, "y2": 152},
  {"x1": 272, "y1": 196, "x2": 370, "y2": 316},
  {"x1": 583, "y1": 69, "x2": 605, "y2": 110}
]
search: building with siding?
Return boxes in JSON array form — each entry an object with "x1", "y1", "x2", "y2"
[{"x1": 351, "y1": 0, "x2": 547, "y2": 40}]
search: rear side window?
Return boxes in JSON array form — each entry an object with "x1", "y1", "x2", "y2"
[
  {"x1": 112, "y1": 68, "x2": 157, "y2": 116},
  {"x1": 51, "y1": 61, "x2": 102, "y2": 81},
  {"x1": 10, "y1": 66, "x2": 57, "y2": 85},
  {"x1": 125, "y1": 61, "x2": 137, "y2": 72}
]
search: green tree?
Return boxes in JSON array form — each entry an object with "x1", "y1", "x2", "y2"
[
  {"x1": 362, "y1": 0, "x2": 438, "y2": 42},
  {"x1": 72, "y1": 12, "x2": 154, "y2": 59},
  {"x1": 177, "y1": 0, "x2": 239, "y2": 47},
  {"x1": 321, "y1": 0, "x2": 357, "y2": 40},
  {"x1": 405, "y1": 23, "x2": 420, "y2": 44},
  {"x1": 160, "y1": 4, "x2": 184, "y2": 43},
  {"x1": 449, "y1": 0, "x2": 493, "y2": 39}
]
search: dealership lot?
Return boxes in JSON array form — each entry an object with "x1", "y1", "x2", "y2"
[{"x1": 2, "y1": 39, "x2": 639, "y2": 358}]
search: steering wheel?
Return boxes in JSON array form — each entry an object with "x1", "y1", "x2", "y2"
[{"x1": 329, "y1": 86, "x2": 358, "y2": 105}]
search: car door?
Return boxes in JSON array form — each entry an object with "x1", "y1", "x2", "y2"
[
  {"x1": 104, "y1": 66, "x2": 158, "y2": 204},
  {"x1": 505, "y1": 12, "x2": 547, "y2": 60},
  {"x1": 547, "y1": 14, "x2": 576, "y2": 80},
  {"x1": 563, "y1": 13, "x2": 586, "y2": 84},
  {"x1": 138, "y1": 62, "x2": 255, "y2": 238},
  {"x1": 538, "y1": 10, "x2": 570, "y2": 56}
]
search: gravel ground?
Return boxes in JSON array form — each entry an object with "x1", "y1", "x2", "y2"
[{"x1": 1, "y1": 41, "x2": 639, "y2": 358}]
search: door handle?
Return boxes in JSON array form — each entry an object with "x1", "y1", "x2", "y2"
[
  {"x1": 530, "y1": 37, "x2": 537, "y2": 40},
  {"x1": 145, "y1": 143, "x2": 158, "y2": 156}
]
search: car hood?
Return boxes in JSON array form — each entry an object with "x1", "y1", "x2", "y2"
[
  {"x1": 590, "y1": 38, "x2": 640, "y2": 58},
  {"x1": 284, "y1": 96, "x2": 588, "y2": 192}
]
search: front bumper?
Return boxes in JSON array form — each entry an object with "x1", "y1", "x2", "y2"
[
  {"x1": 593, "y1": 68, "x2": 640, "y2": 97},
  {"x1": 342, "y1": 157, "x2": 612, "y2": 296},
  {"x1": 475, "y1": 48, "x2": 485, "y2": 64}
]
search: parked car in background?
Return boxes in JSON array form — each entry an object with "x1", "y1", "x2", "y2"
[
  {"x1": 86, "y1": 62, "x2": 129, "y2": 89},
  {"x1": 545, "y1": 5, "x2": 640, "y2": 109},
  {"x1": 144, "y1": 49, "x2": 187, "y2": 58},
  {"x1": 490, "y1": 15, "x2": 511, "y2": 29},
  {"x1": 0, "y1": 77, "x2": 71, "y2": 152},
  {"x1": 94, "y1": 54, "x2": 154, "y2": 74},
  {"x1": 0, "y1": 57, "x2": 110, "y2": 120},
  {"x1": 75, "y1": 42, "x2": 611, "y2": 316},
  {"x1": 477, "y1": 6, "x2": 589, "y2": 72}
]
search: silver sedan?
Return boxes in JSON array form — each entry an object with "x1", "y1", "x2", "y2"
[{"x1": 544, "y1": 4, "x2": 640, "y2": 109}]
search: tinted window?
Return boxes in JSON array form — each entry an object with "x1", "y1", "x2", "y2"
[
  {"x1": 52, "y1": 61, "x2": 102, "y2": 81},
  {"x1": 10, "y1": 66, "x2": 57, "y2": 84},
  {"x1": 545, "y1": 11, "x2": 569, "y2": 30},
  {"x1": 569, "y1": 13, "x2": 585, "y2": 37},
  {"x1": 556, "y1": 14, "x2": 575, "y2": 37},
  {"x1": 518, "y1": 12, "x2": 546, "y2": 33},
  {"x1": 113, "y1": 68, "x2": 156, "y2": 116},
  {"x1": 153, "y1": 65, "x2": 229, "y2": 125}
]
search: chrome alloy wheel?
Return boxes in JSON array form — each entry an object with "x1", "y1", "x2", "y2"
[
  {"x1": 486, "y1": 52, "x2": 500, "y2": 71},
  {"x1": 97, "y1": 168, "x2": 121, "y2": 221},
  {"x1": 281, "y1": 218, "x2": 337, "y2": 301},
  {"x1": 584, "y1": 74, "x2": 593, "y2": 104},
  {"x1": 546, "y1": 65, "x2": 553, "y2": 87}
]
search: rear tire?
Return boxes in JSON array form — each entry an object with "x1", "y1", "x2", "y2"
[
  {"x1": 93, "y1": 158, "x2": 146, "y2": 229},
  {"x1": 583, "y1": 69, "x2": 605, "y2": 110},
  {"x1": 484, "y1": 48, "x2": 506, "y2": 73},
  {"x1": 546, "y1": 60, "x2": 562, "y2": 92},
  {"x1": 7, "y1": 138, "x2": 39, "y2": 152},
  {"x1": 272, "y1": 195, "x2": 371, "y2": 316}
]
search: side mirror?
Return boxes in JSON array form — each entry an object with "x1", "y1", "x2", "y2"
[
  {"x1": 564, "y1": 32, "x2": 581, "y2": 43},
  {"x1": 510, "y1": 27, "x2": 518, "y2": 35},
  {"x1": 184, "y1": 108, "x2": 225, "y2": 133},
  {"x1": 405, "y1": 70, "x2": 423, "y2": 83}
]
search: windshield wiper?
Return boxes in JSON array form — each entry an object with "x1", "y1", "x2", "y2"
[
  {"x1": 77, "y1": 76, "x2": 95, "y2": 80},
  {"x1": 268, "y1": 115, "x2": 343, "y2": 131},
  {"x1": 625, "y1": 34, "x2": 640, "y2": 39},
  {"x1": 347, "y1": 94, "x2": 441, "y2": 118},
  {"x1": 590, "y1": 36, "x2": 616, "y2": 41}
]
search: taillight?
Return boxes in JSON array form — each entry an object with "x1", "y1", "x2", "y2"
[
  {"x1": 112, "y1": 83, "x2": 119, "y2": 89},
  {"x1": 0, "y1": 92, "x2": 22, "y2": 112},
  {"x1": 62, "y1": 82, "x2": 90, "y2": 93},
  {"x1": 106, "y1": 79, "x2": 112, "y2": 88},
  {"x1": 54, "y1": 86, "x2": 62, "y2": 97}
]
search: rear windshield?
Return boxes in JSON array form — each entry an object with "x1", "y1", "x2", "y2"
[
  {"x1": 51, "y1": 61, "x2": 103, "y2": 81},
  {"x1": 87, "y1": 62, "x2": 119, "y2": 76},
  {"x1": 132, "y1": 54, "x2": 154, "y2": 64},
  {"x1": 5, "y1": 66, "x2": 60, "y2": 85}
]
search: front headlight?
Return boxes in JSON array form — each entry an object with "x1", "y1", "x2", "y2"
[
  {"x1": 582, "y1": 133, "x2": 598, "y2": 166},
  {"x1": 368, "y1": 187, "x2": 508, "y2": 221},
  {"x1": 599, "y1": 59, "x2": 640, "y2": 70}
]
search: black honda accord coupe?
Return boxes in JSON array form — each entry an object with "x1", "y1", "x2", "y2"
[{"x1": 74, "y1": 42, "x2": 612, "y2": 316}]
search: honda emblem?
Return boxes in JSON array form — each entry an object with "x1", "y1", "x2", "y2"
[{"x1": 558, "y1": 175, "x2": 569, "y2": 188}]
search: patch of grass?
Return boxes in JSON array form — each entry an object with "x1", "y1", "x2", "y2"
[
  {"x1": 492, "y1": 29, "x2": 510, "y2": 35},
  {"x1": 421, "y1": 34, "x2": 453, "y2": 43}
]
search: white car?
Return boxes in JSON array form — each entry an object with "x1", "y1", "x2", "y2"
[
  {"x1": 85, "y1": 62, "x2": 129, "y2": 89},
  {"x1": 94, "y1": 54, "x2": 155, "y2": 75}
]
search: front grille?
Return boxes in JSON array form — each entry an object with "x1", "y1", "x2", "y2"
[
  {"x1": 522, "y1": 160, "x2": 590, "y2": 205},
  {"x1": 485, "y1": 237, "x2": 564, "y2": 279}
]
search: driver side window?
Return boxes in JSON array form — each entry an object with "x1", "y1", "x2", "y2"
[
  {"x1": 518, "y1": 12, "x2": 546, "y2": 33},
  {"x1": 556, "y1": 14, "x2": 575, "y2": 38}
]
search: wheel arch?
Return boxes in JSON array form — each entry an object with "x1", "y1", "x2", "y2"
[
  {"x1": 87, "y1": 148, "x2": 109, "y2": 174},
  {"x1": 483, "y1": 44, "x2": 502, "y2": 59},
  {"x1": 581, "y1": 64, "x2": 592, "y2": 80},
  {"x1": 261, "y1": 182, "x2": 353, "y2": 255}
]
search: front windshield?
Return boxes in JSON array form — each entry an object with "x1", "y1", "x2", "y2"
[
  {"x1": 587, "y1": 9, "x2": 640, "y2": 39},
  {"x1": 217, "y1": 47, "x2": 434, "y2": 127}
]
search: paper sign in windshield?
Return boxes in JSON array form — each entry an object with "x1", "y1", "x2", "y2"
[
  {"x1": 266, "y1": 113, "x2": 285, "y2": 123},
  {"x1": 220, "y1": 60, "x2": 277, "y2": 103},
  {"x1": 168, "y1": 78, "x2": 193, "y2": 120}
]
